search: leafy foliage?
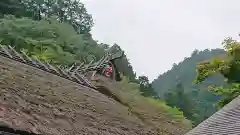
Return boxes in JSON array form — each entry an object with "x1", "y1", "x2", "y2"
[
  {"x1": 152, "y1": 49, "x2": 225, "y2": 126},
  {"x1": 0, "y1": 0, "x2": 137, "y2": 81},
  {"x1": 0, "y1": 15, "x2": 85, "y2": 65},
  {"x1": 196, "y1": 37, "x2": 240, "y2": 107},
  {"x1": 156, "y1": 37, "x2": 240, "y2": 126},
  {"x1": 138, "y1": 75, "x2": 158, "y2": 97},
  {"x1": 0, "y1": 0, "x2": 94, "y2": 34}
]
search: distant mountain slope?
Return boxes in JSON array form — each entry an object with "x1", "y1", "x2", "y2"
[
  {"x1": 152, "y1": 48, "x2": 225, "y2": 96},
  {"x1": 151, "y1": 48, "x2": 226, "y2": 125}
]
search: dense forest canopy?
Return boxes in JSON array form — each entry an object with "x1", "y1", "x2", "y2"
[{"x1": 0, "y1": 0, "x2": 138, "y2": 81}]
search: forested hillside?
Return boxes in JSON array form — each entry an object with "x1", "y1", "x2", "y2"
[{"x1": 152, "y1": 49, "x2": 227, "y2": 125}]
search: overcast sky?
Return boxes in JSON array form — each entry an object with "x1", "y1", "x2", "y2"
[{"x1": 82, "y1": 0, "x2": 240, "y2": 81}]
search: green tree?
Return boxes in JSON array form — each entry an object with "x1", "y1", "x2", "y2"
[
  {"x1": 138, "y1": 75, "x2": 158, "y2": 97},
  {"x1": 0, "y1": 0, "x2": 25, "y2": 17},
  {"x1": 0, "y1": 15, "x2": 90, "y2": 65},
  {"x1": 196, "y1": 37, "x2": 240, "y2": 107},
  {"x1": 152, "y1": 48, "x2": 225, "y2": 126},
  {"x1": 0, "y1": 0, "x2": 94, "y2": 34},
  {"x1": 164, "y1": 81, "x2": 197, "y2": 125}
]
